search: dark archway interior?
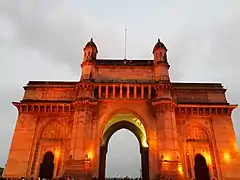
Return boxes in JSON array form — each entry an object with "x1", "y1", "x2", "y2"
[
  {"x1": 194, "y1": 153, "x2": 210, "y2": 180},
  {"x1": 39, "y1": 151, "x2": 55, "y2": 179},
  {"x1": 98, "y1": 121, "x2": 149, "y2": 180}
]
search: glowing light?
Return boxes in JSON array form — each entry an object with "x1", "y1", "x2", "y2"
[
  {"x1": 203, "y1": 152, "x2": 212, "y2": 165},
  {"x1": 54, "y1": 149, "x2": 60, "y2": 159},
  {"x1": 103, "y1": 113, "x2": 148, "y2": 147},
  {"x1": 233, "y1": 143, "x2": 239, "y2": 151},
  {"x1": 87, "y1": 150, "x2": 93, "y2": 160},
  {"x1": 164, "y1": 154, "x2": 170, "y2": 161},
  {"x1": 224, "y1": 152, "x2": 231, "y2": 163},
  {"x1": 178, "y1": 165, "x2": 183, "y2": 175}
]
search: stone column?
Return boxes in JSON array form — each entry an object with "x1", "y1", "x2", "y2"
[
  {"x1": 141, "y1": 147, "x2": 150, "y2": 180},
  {"x1": 65, "y1": 100, "x2": 97, "y2": 177},
  {"x1": 127, "y1": 84, "x2": 130, "y2": 99},
  {"x1": 141, "y1": 85, "x2": 144, "y2": 99},
  {"x1": 153, "y1": 100, "x2": 182, "y2": 179},
  {"x1": 105, "y1": 85, "x2": 108, "y2": 99},
  {"x1": 98, "y1": 85, "x2": 101, "y2": 99},
  {"x1": 134, "y1": 85, "x2": 137, "y2": 99},
  {"x1": 98, "y1": 146, "x2": 107, "y2": 180},
  {"x1": 113, "y1": 85, "x2": 116, "y2": 99},
  {"x1": 120, "y1": 84, "x2": 123, "y2": 98},
  {"x1": 147, "y1": 129, "x2": 159, "y2": 180},
  {"x1": 148, "y1": 85, "x2": 151, "y2": 99}
]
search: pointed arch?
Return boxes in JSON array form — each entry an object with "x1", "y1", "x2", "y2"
[
  {"x1": 184, "y1": 125, "x2": 216, "y2": 179},
  {"x1": 100, "y1": 108, "x2": 149, "y2": 139}
]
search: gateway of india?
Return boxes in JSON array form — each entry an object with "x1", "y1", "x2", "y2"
[{"x1": 3, "y1": 38, "x2": 240, "y2": 180}]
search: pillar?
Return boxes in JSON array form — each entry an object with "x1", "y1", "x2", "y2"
[
  {"x1": 120, "y1": 84, "x2": 123, "y2": 98},
  {"x1": 106, "y1": 85, "x2": 108, "y2": 99},
  {"x1": 98, "y1": 85, "x2": 101, "y2": 99},
  {"x1": 141, "y1": 85, "x2": 144, "y2": 99},
  {"x1": 153, "y1": 100, "x2": 183, "y2": 179},
  {"x1": 127, "y1": 84, "x2": 130, "y2": 99},
  {"x1": 98, "y1": 146, "x2": 107, "y2": 180},
  {"x1": 113, "y1": 85, "x2": 116, "y2": 99},
  {"x1": 134, "y1": 85, "x2": 137, "y2": 99},
  {"x1": 141, "y1": 147, "x2": 150, "y2": 180}
]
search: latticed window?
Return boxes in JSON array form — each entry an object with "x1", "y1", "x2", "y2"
[{"x1": 186, "y1": 126, "x2": 209, "y2": 142}]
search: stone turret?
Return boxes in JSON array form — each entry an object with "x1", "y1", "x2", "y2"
[
  {"x1": 81, "y1": 38, "x2": 98, "y2": 81},
  {"x1": 153, "y1": 38, "x2": 170, "y2": 82}
]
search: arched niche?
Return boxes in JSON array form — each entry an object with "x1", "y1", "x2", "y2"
[
  {"x1": 98, "y1": 113, "x2": 149, "y2": 180},
  {"x1": 185, "y1": 125, "x2": 216, "y2": 179}
]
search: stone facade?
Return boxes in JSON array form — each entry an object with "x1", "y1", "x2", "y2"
[{"x1": 3, "y1": 38, "x2": 240, "y2": 180}]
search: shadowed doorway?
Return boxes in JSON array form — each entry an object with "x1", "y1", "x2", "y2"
[
  {"x1": 39, "y1": 151, "x2": 55, "y2": 179},
  {"x1": 194, "y1": 154, "x2": 210, "y2": 180}
]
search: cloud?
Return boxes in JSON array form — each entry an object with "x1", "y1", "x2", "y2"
[{"x1": 0, "y1": 0, "x2": 130, "y2": 75}]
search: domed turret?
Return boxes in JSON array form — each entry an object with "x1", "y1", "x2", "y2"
[
  {"x1": 153, "y1": 38, "x2": 167, "y2": 63},
  {"x1": 152, "y1": 38, "x2": 170, "y2": 82},
  {"x1": 153, "y1": 38, "x2": 167, "y2": 53},
  {"x1": 81, "y1": 38, "x2": 98, "y2": 81},
  {"x1": 83, "y1": 38, "x2": 98, "y2": 62},
  {"x1": 84, "y1": 38, "x2": 98, "y2": 52}
]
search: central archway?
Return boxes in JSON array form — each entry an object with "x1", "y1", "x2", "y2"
[{"x1": 98, "y1": 113, "x2": 149, "y2": 180}]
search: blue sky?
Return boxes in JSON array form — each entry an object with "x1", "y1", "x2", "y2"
[{"x1": 0, "y1": 0, "x2": 240, "y2": 177}]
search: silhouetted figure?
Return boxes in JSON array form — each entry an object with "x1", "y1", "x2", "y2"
[
  {"x1": 194, "y1": 154, "x2": 210, "y2": 180},
  {"x1": 39, "y1": 151, "x2": 55, "y2": 180}
]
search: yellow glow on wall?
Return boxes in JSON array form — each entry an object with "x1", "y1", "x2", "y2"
[
  {"x1": 87, "y1": 150, "x2": 94, "y2": 160},
  {"x1": 164, "y1": 154, "x2": 170, "y2": 161},
  {"x1": 233, "y1": 143, "x2": 239, "y2": 151},
  {"x1": 178, "y1": 165, "x2": 183, "y2": 175},
  {"x1": 54, "y1": 149, "x2": 60, "y2": 159},
  {"x1": 224, "y1": 152, "x2": 231, "y2": 163},
  {"x1": 203, "y1": 152, "x2": 212, "y2": 165}
]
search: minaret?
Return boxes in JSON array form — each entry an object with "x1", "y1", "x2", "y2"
[
  {"x1": 153, "y1": 38, "x2": 170, "y2": 82},
  {"x1": 81, "y1": 38, "x2": 98, "y2": 81}
]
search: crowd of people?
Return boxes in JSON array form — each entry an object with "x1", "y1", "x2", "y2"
[{"x1": 0, "y1": 178, "x2": 142, "y2": 180}]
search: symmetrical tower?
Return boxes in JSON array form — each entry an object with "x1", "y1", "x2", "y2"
[
  {"x1": 81, "y1": 38, "x2": 98, "y2": 81},
  {"x1": 153, "y1": 38, "x2": 170, "y2": 82},
  {"x1": 152, "y1": 39, "x2": 181, "y2": 178}
]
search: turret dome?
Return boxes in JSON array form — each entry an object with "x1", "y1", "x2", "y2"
[
  {"x1": 153, "y1": 38, "x2": 167, "y2": 53},
  {"x1": 84, "y1": 38, "x2": 98, "y2": 53}
]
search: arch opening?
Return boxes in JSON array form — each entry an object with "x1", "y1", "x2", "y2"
[
  {"x1": 194, "y1": 154, "x2": 210, "y2": 180},
  {"x1": 106, "y1": 129, "x2": 141, "y2": 178},
  {"x1": 98, "y1": 113, "x2": 149, "y2": 180},
  {"x1": 39, "y1": 151, "x2": 55, "y2": 179}
]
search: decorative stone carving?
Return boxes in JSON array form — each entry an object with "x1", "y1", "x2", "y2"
[
  {"x1": 73, "y1": 100, "x2": 98, "y2": 111},
  {"x1": 41, "y1": 120, "x2": 71, "y2": 140},
  {"x1": 13, "y1": 102, "x2": 73, "y2": 113},
  {"x1": 41, "y1": 89, "x2": 73, "y2": 100},
  {"x1": 176, "y1": 105, "x2": 236, "y2": 116},
  {"x1": 152, "y1": 100, "x2": 176, "y2": 115},
  {"x1": 173, "y1": 92, "x2": 208, "y2": 102}
]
